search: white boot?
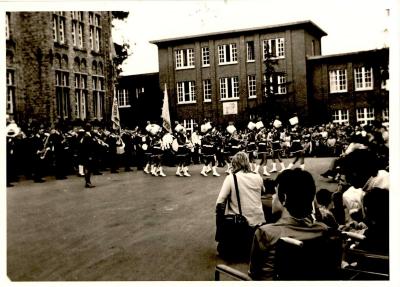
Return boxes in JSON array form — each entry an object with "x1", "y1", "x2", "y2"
[
  {"x1": 151, "y1": 165, "x2": 158, "y2": 176},
  {"x1": 78, "y1": 165, "x2": 84, "y2": 176},
  {"x1": 225, "y1": 163, "x2": 231, "y2": 174},
  {"x1": 183, "y1": 166, "x2": 191, "y2": 177},
  {"x1": 263, "y1": 166, "x2": 271, "y2": 176},
  {"x1": 254, "y1": 164, "x2": 260, "y2": 174},
  {"x1": 158, "y1": 166, "x2": 166, "y2": 177},
  {"x1": 269, "y1": 163, "x2": 277, "y2": 173},
  {"x1": 279, "y1": 162, "x2": 286, "y2": 172},
  {"x1": 212, "y1": 166, "x2": 220, "y2": 177},
  {"x1": 206, "y1": 165, "x2": 212, "y2": 173},
  {"x1": 287, "y1": 162, "x2": 294, "y2": 169},
  {"x1": 300, "y1": 164, "x2": 305, "y2": 170},
  {"x1": 200, "y1": 166, "x2": 208, "y2": 177},
  {"x1": 144, "y1": 163, "x2": 150, "y2": 174},
  {"x1": 176, "y1": 166, "x2": 183, "y2": 176}
]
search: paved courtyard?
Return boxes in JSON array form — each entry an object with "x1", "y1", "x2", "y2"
[{"x1": 7, "y1": 158, "x2": 338, "y2": 281}]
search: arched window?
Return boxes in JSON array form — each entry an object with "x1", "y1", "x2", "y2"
[
  {"x1": 98, "y1": 62, "x2": 103, "y2": 75},
  {"x1": 80, "y1": 58, "x2": 87, "y2": 72},
  {"x1": 92, "y1": 60, "x2": 97, "y2": 74},
  {"x1": 74, "y1": 57, "x2": 80, "y2": 72},
  {"x1": 54, "y1": 53, "x2": 62, "y2": 69},
  {"x1": 61, "y1": 54, "x2": 68, "y2": 69}
]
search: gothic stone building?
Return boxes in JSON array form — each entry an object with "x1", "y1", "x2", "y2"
[{"x1": 6, "y1": 11, "x2": 115, "y2": 128}]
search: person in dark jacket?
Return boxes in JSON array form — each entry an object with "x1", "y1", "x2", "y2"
[{"x1": 80, "y1": 123, "x2": 96, "y2": 188}]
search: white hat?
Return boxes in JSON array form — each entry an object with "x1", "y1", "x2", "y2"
[
  {"x1": 226, "y1": 124, "x2": 236, "y2": 135},
  {"x1": 149, "y1": 124, "x2": 161, "y2": 135},
  {"x1": 289, "y1": 116, "x2": 299, "y2": 126},
  {"x1": 255, "y1": 121, "x2": 264, "y2": 130},
  {"x1": 273, "y1": 119, "x2": 282, "y2": 128},
  {"x1": 201, "y1": 122, "x2": 212, "y2": 133},
  {"x1": 175, "y1": 123, "x2": 184, "y2": 133},
  {"x1": 6, "y1": 123, "x2": 21, "y2": 137},
  {"x1": 247, "y1": 121, "x2": 256, "y2": 130}
]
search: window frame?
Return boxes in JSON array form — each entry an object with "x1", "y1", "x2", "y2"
[
  {"x1": 6, "y1": 69, "x2": 15, "y2": 114},
  {"x1": 356, "y1": 107, "x2": 375, "y2": 125},
  {"x1": 218, "y1": 43, "x2": 238, "y2": 65},
  {"x1": 263, "y1": 38, "x2": 285, "y2": 60},
  {"x1": 175, "y1": 49, "x2": 195, "y2": 70},
  {"x1": 55, "y1": 70, "x2": 70, "y2": 119},
  {"x1": 354, "y1": 66, "x2": 373, "y2": 91},
  {"x1": 203, "y1": 79, "x2": 212, "y2": 102},
  {"x1": 177, "y1": 81, "x2": 196, "y2": 104},
  {"x1": 247, "y1": 41, "x2": 255, "y2": 62},
  {"x1": 201, "y1": 47, "x2": 210, "y2": 67},
  {"x1": 117, "y1": 89, "x2": 131, "y2": 108},
  {"x1": 332, "y1": 109, "x2": 349, "y2": 124},
  {"x1": 329, "y1": 69, "x2": 348, "y2": 93},
  {"x1": 247, "y1": 75, "x2": 256, "y2": 98},
  {"x1": 220, "y1": 77, "x2": 239, "y2": 100}
]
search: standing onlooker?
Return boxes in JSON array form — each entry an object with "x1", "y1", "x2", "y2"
[{"x1": 216, "y1": 151, "x2": 265, "y2": 259}]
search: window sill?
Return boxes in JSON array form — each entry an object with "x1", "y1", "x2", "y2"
[
  {"x1": 176, "y1": 66, "x2": 195, "y2": 71},
  {"x1": 204, "y1": 100, "x2": 211, "y2": 103},
  {"x1": 202, "y1": 64, "x2": 210, "y2": 68},
  {"x1": 355, "y1": 87, "x2": 373, "y2": 92},
  {"x1": 119, "y1": 105, "x2": 131, "y2": 108},
  {"x1": 263, "y1": 56, "x2": 285, "y2": 61},
  {"x1": 218, "y1": 62, "x2": 238, "y2": 66},
  {"x1": 220, "y1": 97, "x2": 239, "y2": 102},
  {"x1": 247, "y1": 60, "x2": 255, "y2": 63},
  {"x1": 178, "y1": 101, "x2": 196, "y2": 105},
  {"x1": 248, "y1": 96, "x2": 257, "y2": 99},
  {"x1": 91, "y1": 50, "x2": 102, "y2": 57},
  {"x1": 329, "y1": 91, "x2": 348, "y2": 94}
]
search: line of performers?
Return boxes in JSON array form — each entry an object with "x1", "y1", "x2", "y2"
[{"x1": 140, "y1": 116, "x2": 309, "y2": 177}]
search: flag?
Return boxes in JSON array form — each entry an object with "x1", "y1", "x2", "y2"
[
  {"x1": 161, "y1": 83, "x2": 172, "y2": 133},
  {"x1": 112, "y1": 87, "x2": 120, "y2": 130}
]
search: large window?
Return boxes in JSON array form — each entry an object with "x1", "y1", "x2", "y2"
[
  {"x1": 248, "y1": 75, "x2": 256, "y2": 98},
  {"x1": 135, "y1": 87, "x2": 144, "y2": 99},
  {"x1": 175, "y1": 49, "x2": 195, "y2": 69},
  {"x1": 53, "y1": 12, "x2": 66, "y2": 44},
  {"x1": 71, "y1": 11, "x2": 84, "y2": 49},
  {"x1": 177, "y1": 81, "x2": 196, "y2": 104},
  {"x1": 332, "y1": 109, "x2": 349, "y2": 124},
  {"x1": 117, "y1": 89, "x2": 130, "y2": 107},
  {"x1": 203, "y1": 79, "x2": 211, "y2": 102},
  {"x1": 263, "y1": 74, "x2": 286, "y2": 95},
  {"x1": 6, "y1": 69, "x2": 14, "y2": 114},
  {"x1": 247, "y1": 41, "x2": 255, "y2": 62},
  {"x1": 354, "y1": 67, "x2": 373, "y2": 91},
  {"x1": 92, "y1": 76, "x2": 104, "y2": 119},
  {"x1": 56, "y1": 70, "x2": 70, "y2": 118},
  {"x1": 201, "y1": 47, "x2": 210, "y2": 67},
  {"x1": 329, "y1": 69, "x2": 347, "y2": 93},
  {"x1": 220, "y1": 77, "x2": 239, "y2": 100},
  {"x1": 218, "y1": 43, "x2": 237, "y2": 65},
  {"x1": 357, "y1": 107, "x2": 375, "y2": 125},
  {"x1": 263, "y1": 38, "x2": 285, "y2": 59},
  {"x1": 74, "y1": 73, "x2": 87, "y2": 119},
  {"x1": 89, "y1": 12, "x2": 101, "y2": 51}
]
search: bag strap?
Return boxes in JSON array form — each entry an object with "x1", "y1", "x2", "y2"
[{"x1": 232, "y1": 173, "x2": 243, "y2": 216}]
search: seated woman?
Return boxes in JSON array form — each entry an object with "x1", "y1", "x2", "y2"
[
  {"x1": 215, "y1": 151, "x2": 265, "y2": 260},
  {"x1": 248, "y1": 169, "x2": 332, "y2": 280}
]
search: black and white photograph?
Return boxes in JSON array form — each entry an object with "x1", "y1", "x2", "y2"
[{"x1": 3, "y1": 0, "x2": 399, "y2": 285}]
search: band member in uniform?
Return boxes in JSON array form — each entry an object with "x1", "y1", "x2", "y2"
[
  {"x1": 48, "y1": 124, "x2": 68, "y2": 180},
  {"x1": 246, "y1": 121, "x2": 258, "y2": 172},
  {"x1": 269, "y1": 123, "x2": 286, "y2": 173},
  {"x1": 174, "y1": 123, "x2": 191, "y2": 177},
  {"x1": 287, "y1": 122, "x2": 305, "y2": 170},
  {"x1": 31, "y1": 128, "x2": 48, "y2": 182},
  {"x1": 149, "y1": 125, "x2": 166, "y2": 177},
  {"x1": 143, "y1": 122, "x2": 153, "y2": 174},
  {"x1": 256, "y1": 126, "x2": 271, "y2": 176},
  {"x1": 80, "y1": 123, "x2": 97, "y2": 188},
  {"x1": 200, "y1": 123, "x2": 220, "y2": 177}
]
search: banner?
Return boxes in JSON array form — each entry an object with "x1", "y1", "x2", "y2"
[
  {"x1": 112, "y1": 88, "x2": 120, "y2": 130},
  {"x1": 161, "y1": 83, "x2": 172, "y2": 133}
]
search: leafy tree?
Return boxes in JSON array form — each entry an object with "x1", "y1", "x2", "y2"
[
  {"x1": 110, "y1": 11, "x2": 131, "y2": 76},
  {"x1": 112, "y1": 11, "x2": 129, "y2": 21}
]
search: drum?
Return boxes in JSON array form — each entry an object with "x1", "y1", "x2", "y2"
[
  {"x1": 289, "y1": 116, "x2": 299, "y2": 126},
  {"x1": 142, "y1": 143, "x2": 148, "y2": 151}
]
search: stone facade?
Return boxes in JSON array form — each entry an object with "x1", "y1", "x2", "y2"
[{"x1": 6, "y1": 11, "x2": 115, "y2": 128}]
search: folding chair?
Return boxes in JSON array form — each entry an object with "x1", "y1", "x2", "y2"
[
  {"x1": 341, "y1": 231, "x2": 389, "y2": 280},
  {"x1": 215, "y1": 235, "x2": 342, "y2": 281}
]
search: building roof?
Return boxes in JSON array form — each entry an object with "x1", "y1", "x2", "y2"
[
  {"x1": 307, "y1": 48, "x2": 389, "y2": 61},
  {"x1": 150, "y1": 20, "x2": 327, "y2": 45}
]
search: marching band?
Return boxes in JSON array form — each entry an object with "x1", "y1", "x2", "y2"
[{"x1": 7, "y1": 115, "x2": 386, "y2": 185}]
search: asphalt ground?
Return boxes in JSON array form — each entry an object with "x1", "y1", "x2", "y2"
[{"x1": 7, "y1": 157, "x2": 338, "y2": 281}]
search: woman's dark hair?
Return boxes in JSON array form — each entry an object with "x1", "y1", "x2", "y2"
[{"x1": 275, "y1": 168, "x2": 316, "y2": 218}]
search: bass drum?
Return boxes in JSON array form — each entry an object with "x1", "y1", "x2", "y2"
[
  {"x1": 142, "y1": 143, "x2": 148, "y2": 151},
  {"x1": 171, "y1": 139, "x2": 179, "y2": 152}
]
